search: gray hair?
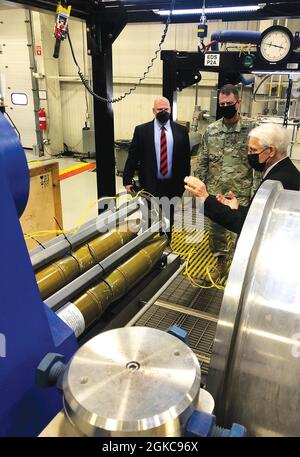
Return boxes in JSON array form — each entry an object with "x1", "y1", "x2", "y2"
[{"x1": 248, "y1": 124, "x2": 290, "y2": 155}]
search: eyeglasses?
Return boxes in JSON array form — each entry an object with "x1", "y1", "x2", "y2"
[{"x1": 248, "y1": 147, "x2": 269, "y2": 155}]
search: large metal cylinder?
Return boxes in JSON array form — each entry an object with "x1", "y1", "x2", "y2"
[
  {"x1": 68, "y1": 237, "x2": 168, "y2": 329},
  {"x1": 207, "y1": 181, "x2": 300, "y2": 436},
  {"x1": 36, "y1": 224, "x2": 136, "y2": 299},
  {"x1": 62, "y1": 327, "x2": 201, "y2": 436}
]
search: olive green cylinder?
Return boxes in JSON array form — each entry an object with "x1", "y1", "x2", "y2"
[
  {"x1": 36, "y1": 224, "x2": 136, "y2": 300},
  {"x1": 73, "y1": 237, "x2": 168, "y2": 329}
]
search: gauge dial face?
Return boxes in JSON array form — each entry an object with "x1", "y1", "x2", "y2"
[{"x1": 260, "y1": 29, "x2": 292, "y2": 63}]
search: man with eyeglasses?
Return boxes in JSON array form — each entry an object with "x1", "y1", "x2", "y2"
[
  {"x1": 185, "y1": 124, "x2": 300, "y2": 235},
  {"x1": 196, "y1": 84, "x2": 260, "y2": 282}
]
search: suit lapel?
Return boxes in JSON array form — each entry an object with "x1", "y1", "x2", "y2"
[
  {"x1": 170, "y1": 121, "x2": 177, "y2": 169},
  {"x1": 148, "y1": 120, "x2": 157, "y2": 175},
  {"x1": 266, "y1": 157, "x2": 289, "y2": 179},
  {"x1": 251, "y1": 158, "x2": 290, "y2": 204}
]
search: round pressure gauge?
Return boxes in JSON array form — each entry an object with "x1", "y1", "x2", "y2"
[{"x1": 257, "y1": 25, "x2": 294, "y2": 64}]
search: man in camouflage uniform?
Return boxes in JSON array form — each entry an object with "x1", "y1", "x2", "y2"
[{"x1": 196, "y1": 84, "x2": 261, "y2": 281}]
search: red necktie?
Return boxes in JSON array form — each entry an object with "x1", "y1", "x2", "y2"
[{"x1": 160, "y1": 126, "x2": 168, "y2": 176}]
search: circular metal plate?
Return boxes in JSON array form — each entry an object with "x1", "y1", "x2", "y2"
[{"x1": 63, "y1": 327, "x2": 200, "y2": 436}]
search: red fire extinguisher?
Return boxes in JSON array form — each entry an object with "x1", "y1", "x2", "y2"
[{"x1": 38, "y1": 108, "x2": 47, "y2": 131}]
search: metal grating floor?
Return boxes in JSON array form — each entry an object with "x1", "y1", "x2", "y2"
[
  {"x1": 159, "y1": 276, "x2": 223, "y2": 316},
  {"x1": 159, "y1": 275, "x2": 199, "y2": 307},
  {"x1": 134, "y1": 279, "x2": 224, "y2": 375},
  {"x1": 135, "y1": 303, "x2": 217, "y2": 375},
  {"x1": 189, "y1": 288, "x2": 223, "y2": 315}
]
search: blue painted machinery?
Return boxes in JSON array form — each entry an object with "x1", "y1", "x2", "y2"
[{"x1": 0, "y1": 112, "x2": 78, "y2": 436}]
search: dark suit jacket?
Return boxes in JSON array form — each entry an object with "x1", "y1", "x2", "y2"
[
  {"x1": 123, "y1": 120, "x2": 190, "y2": 197},
  {"x1": 204, "y1": 157, "x2": 300, "y2": 234}
]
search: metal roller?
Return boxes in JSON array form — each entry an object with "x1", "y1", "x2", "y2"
[
  {"x1": 30, "y1": 199, "x2": 141, "y2": 271},
  {"x1": 36, "y1": 223, "x2": 136, "y2": 299},
  {"x1": 58, "y1": 237, "x2": 168, "y2": 332},
  {"x1": 207, "y1": 180, "x2": 300, "y2": 437}
]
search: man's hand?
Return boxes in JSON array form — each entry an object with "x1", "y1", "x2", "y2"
[
  {"x1": 184, "y1": 176, "x2": 209, "y2": 201},
  {"x1": 216, "y1": 191, "x2": 239, "y2": 210},
  {"x1": 125, "y1": 184, "x2": 133, "y2": 193}
]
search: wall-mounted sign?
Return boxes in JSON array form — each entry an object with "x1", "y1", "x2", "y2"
[{"x1": 204, "y1": 53, "x2": 220, "y2": 67}]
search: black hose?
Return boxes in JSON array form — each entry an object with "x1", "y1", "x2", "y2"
[{"x1": 67, "y1": 0, "x2": 176, "y2": 104}]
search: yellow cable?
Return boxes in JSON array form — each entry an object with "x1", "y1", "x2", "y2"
[
  {"x1": 136, "y1": 191, "x2": 226, "y2": 291},
  {"x1": 24, "y1": 193, "x2": 134, "y2": 240},
  {"x1": 24, "y1": 188, "x2": 157, "y2": 242},
  {"x1": 206, "y1": 267, "x2": 225, "y2": 290},
  {"x1": 173, "y1": 233, "x2": 226, "y2": 290}
]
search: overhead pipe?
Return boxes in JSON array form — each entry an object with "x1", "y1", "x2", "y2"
[
  {"x1": 36, "y1": 223, "x2": 137, "y2": 300},
  {"x1": 57, "y1": 237, "x2": 168, "y2": 332},
  {"x1": 209, "y1": 29, "x2": 300, "y2": 87},
  {"x1": 210, "y1": 30, "x2": 300, "y2": 52},
  {"x1": 210, "y1": 30, "x2": 261, "y2": 51},
  {"x1": 210, "y1": 31, "x2": 261, "y2": 87}
]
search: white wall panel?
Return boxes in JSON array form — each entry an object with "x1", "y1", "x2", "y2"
[
  {"x1": 60, "y1": 82, "x2": 86, "y2": 152},
  {"x1": 113, "y1": 22, "x2": 176, "y2": 84},
  {"x1": 39, "y1": 12, "x2": 64, "y2": 154},
  {"x1": 172, "y1": 22, "x2": 198, "y2": 51},
  {"x1": 0, "y1": 7, "x2": 36, "y2": 148},
  {"x1": 113, "y1": 84, "x2": 160, "y2": 140},
  {"x1": 58, "y1": 18, "x2": 90, "y2": 153}
]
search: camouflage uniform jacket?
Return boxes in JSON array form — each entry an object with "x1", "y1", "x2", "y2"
[{"x1": 196, "y1": 116, "x2": 261, "y2": 200}]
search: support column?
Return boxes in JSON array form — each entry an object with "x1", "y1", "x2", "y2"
[
  {"x1": 88, "y1": 13, "x2": 126, "y2": 199},
  {"x1": 162, "y1": 51, "x2": 178, "y2": 119}
]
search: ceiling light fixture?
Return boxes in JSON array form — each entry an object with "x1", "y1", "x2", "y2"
[{"x1": 155, "y1": 5, "x2": 262, "y2": 16}]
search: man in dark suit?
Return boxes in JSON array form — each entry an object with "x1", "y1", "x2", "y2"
[
  {"x1": 185, "y1": 124, "x2": 300, "y2": 235},
  {"x1": 123, "y1": 97, "x2": 190, "y2": 239}
]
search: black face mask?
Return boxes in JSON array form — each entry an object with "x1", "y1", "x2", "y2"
[
  {"x1": 219, "y1": 103, "x2": 237, "y2": 119},
  {"x1": 156, "y1": 110, "x2": 170, "y2": 124},
  {"x1": 248, "y1": 149, "x2": 270, "y2": 172}
]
